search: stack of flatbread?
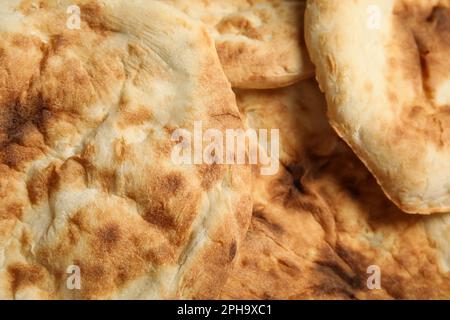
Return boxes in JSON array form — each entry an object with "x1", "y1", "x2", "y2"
[{"x1": 0, "y1": 0, "x2": 448, "y2": 299}]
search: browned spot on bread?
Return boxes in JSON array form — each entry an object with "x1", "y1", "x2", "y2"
[
  {"x1": 69, "y1": 211, "x2": 89, "y2": 233},
  {"x1": 0, "y1": 22, "x2": 126, "y2": 170},
  {"x1": 0, "y1": 203, "x2": 23, "y2": 220},
  {"x1": 314, "y1": 258, "x2": 363, "y2": 292},
  {"x1": 8, "y1": 263, "x2": 46, "y2": 294},
  {"x1": 36, "y1": 203, "x2": 179, "y2": 299},
  {"x1": 217, "y1": 16, "x2": 264, "y2": 41},
  {"x1": 0, "y1": 93, "x2": 48, "y2": 169},
  {"x1": 216, "y1": 42, "x2": 246, "y2": 67},
  {"x1": 160, "y1": 172, "x2": 185, "y2": 195},
  {"x1": 53, "y1": 159, "x2": 88, "y2": 190},
  {"x1": 428, "y1": 5, "x2": 450, "y2": 32},
  {"x1": 96, "y1": 223, "x2": 121, "y2": 251},
  {"x1": 1, "y1": 144, "x2": 43, "y2": 170},
  {"x1": 277, "y1": 258, "x2": 300, "y2": 276},
  {"x1": 387, "y1": 91, "x2": 399, "y2": 104},
  {"x1": 197, "y1": 164, "x2": 224, "y2": 190},
  {"x1": 10, "y1": 34, "x2": 39, "y2": 50},
  {"x1": 82, "y1": 143, "x2": 96, "y2": 159},
  {"x1": 48, "y1": 34, "x2": 76, "y2": 53},
  {"x1": 396, "y1": 108, "x2": 447, "y2": 149},
  {"x1": 27, "y1": 164, "x2": 54, "y2": 205},
  {"x1": 67, "y1": 226, "x2": 80, "y2": 246},
  {"x1": 385, "y1": 1, "x2": 450, "y2": 150},
  {"x1": 20, "y1": 230, "x2": 32, "y2": 249},
  {"x1": 113, "y1": 139, "x2": 128, "y2": 162},
  {"x1": 154, "y1": 139, "x2": 174, "y2": 158},
  {"x1": 266, "y1": 170, "x2": 325, "y2": 216},
  {"x1": 97, "y1": 169, "x2": 117, "y2": 191},
  {"x1": 144, "y1": 246, "x2": 174, "y2": 266},
  {"x1": 408, "y1": 105, "x2": 423, "y2": 118},
  {"x1": 252, "y1": 208, "x2": 285, "y2": 236},
  {"x1": 144, "y1": 201, "x2": 176, "y2": 230},
  {"x1": 229, "y1": 240, "x2": 237, "y2": 261},
  {"x1": 117, "y1": 108, "x2": 153, "y2": 128},
  {"x1": 393, "y1": 2, "x2": 450, "y2": 99},
  {"x1": 80, "y1": 2, "x2": 118, "y2": 35}
]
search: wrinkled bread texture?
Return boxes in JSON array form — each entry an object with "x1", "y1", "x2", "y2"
[
  {"x1": 220, "y1": 80, "x2": 450, "y2": 299},
  {"x1": 0, "y1": 0, "x2": 252, "y2": 299},
  {"x1": 164, "y1": 0, "x2": 314, "y2": 89},
  {"x1": 305, "y1": 0, "x2": 450, "y2": 214}
]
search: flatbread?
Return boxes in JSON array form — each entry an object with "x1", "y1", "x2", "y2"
[
  {"x1": 234, "y1": 79, "x2": 337, "y2": 166},
  {"x1": 304, "y1": 0, "x2": 450, "y2": 214},
  {"x1": 163, "y1": 0, "x2": 314, "y2": 89},
  {"x1": 220, "y1": 80, "x2": 450, "y2": 299},
  {"x1": 0, "y1": 0, "x2": 251, "y2": 299}
]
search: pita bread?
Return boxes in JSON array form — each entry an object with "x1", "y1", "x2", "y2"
[
  {"x1": 304, "y1": 0, "x2": 450, "y2": 214},
  {"x1": 220, "y1": 80, "x2": 450, "y2": 299},
  {"x1": 0, "y1": 0, "x2": 251, "y2": 299},
  {"x1": 164, "y1": 0, "x2": 314, "y2": 89},
  {"x1": 235, "y1": 79, "x2": 337, "y2": 166}
]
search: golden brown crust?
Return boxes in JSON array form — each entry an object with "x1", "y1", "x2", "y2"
[
  {"x1": 164, "y1": 0, "x2": 314, "y2": 89},
  {"x1": 220, "y1": 80, "x2": 450, "y2": 300},
  {"x1": 305, "y1": 0, "x2": 450, "y2": 214},
  {"x1": 0, "y1": 0, "x2": 251, "y2": 299},
  {"x1": 234, "y1": 79, "x2": 337, "y2": 166}
]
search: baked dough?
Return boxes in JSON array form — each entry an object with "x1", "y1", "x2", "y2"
[
  {"x1": 234, "y1": 79, "x2": 337, "y2": 166},
  {"x1": 0, "y1": 0, "x2": 251, "y2": 299},
  {"x1": 305, "y1": 0, "x2": 450, "y2": 214},
  {"x1": 164, "y1": 0, "x2": 314, "y2": 89},
  {"x1": 220, "y1": 80, "x2": 450, "y2": 299}
]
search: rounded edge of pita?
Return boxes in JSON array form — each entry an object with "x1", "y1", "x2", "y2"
[{"x1": 305, "y1": 0, "x2": 450, "y2": 214}]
